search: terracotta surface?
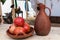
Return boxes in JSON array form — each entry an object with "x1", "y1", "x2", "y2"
[
  {"x1": 6, "y1": 27, "x2": 34, "y2": 39},
  {"x1": 34, "y1": 3, "x2": 51, "y2": 36}
]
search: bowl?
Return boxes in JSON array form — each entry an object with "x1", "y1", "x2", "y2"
[{"x1": 6, "y1": 27, "x2": 34, "y2": 39}]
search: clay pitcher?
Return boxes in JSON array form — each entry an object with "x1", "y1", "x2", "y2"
[{"x1": 34, "y1": 3, "x2": 51, "y2": 36}]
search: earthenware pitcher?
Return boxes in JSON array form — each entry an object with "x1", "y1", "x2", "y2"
[{"x1": 34, "y1": 3, "x2": 51, "y2": 36}]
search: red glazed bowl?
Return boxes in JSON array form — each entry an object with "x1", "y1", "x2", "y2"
[{"x1": 6, "y1": 27, "x2": 34, "y2": 39}]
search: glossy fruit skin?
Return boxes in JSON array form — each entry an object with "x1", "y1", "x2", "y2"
[
  {"x1": 14, "y1": 17, "x2": 25, "y2": 26},
  {"x1": 13, "y1": 27, "x2": 25, "y2": 35},
  {"x1": 9, "y1": 24, "x2": 16, "y2": 34},
  {"x1": 23, "y1": 22, "x2": 30, "y2": 33}
]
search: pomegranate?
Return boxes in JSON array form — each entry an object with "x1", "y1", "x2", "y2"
[
  {"x1": 14, "y1": 17, "x2": 25, "y2": 26},
  {"x1": 9, "y1": 24, "x2": 16, "y2": 34},
  {"x1": 13, "y1": 27, "x2": 25, "y2": 35},
  {"x1": 24, "y1": 22, "x2": 30, "y2": 33}
]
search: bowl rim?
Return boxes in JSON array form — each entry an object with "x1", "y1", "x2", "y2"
[{"x1": 6, "y1": 27, "x2": 34, "y2": 39}]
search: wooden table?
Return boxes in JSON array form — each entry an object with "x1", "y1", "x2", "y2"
[{"x1": 0, "y1": 24, "x2": 60, "y2": 40}]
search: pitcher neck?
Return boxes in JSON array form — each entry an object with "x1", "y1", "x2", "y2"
[{"x1": 39, "y1": 8, "x2": 45, "y2": 11}]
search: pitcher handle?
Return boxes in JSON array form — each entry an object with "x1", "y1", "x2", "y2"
[{"x1": 46, "y1": 7, "x2": 51, "y2": 17}]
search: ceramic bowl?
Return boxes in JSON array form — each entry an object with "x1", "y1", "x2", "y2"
[{"x1": 6, "y1": 27, "x2": 34, "y2": 39}]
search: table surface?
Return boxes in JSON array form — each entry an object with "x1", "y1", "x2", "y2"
[{"x1": 0, "y1": 24, "x2": 60, "y2": 40}]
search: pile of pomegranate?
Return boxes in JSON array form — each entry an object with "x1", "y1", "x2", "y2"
[{"x1": 8, "y1": 17, "x2": 30, "y2": 35}]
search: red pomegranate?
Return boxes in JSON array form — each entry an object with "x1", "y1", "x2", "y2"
[
  {"x1": 24, "y1": 22, "x2": 30, "y2": 33},
  {"x1": 13, "y1": 27, "x2": 25, "y2": 35},
  {"x1": 14, "y1": 17, "x2": 25, "y2": 26},
  {"x1": 9, "y1": 24, "x2": 16, "y2": 34}
]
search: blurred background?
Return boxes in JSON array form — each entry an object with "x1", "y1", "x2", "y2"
[{"x1": 0, "y1": 0, "x2": 60, "y2": 24}]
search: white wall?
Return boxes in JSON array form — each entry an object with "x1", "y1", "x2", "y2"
[
  {"x1": 1, "y1": 0, "x2": 60, "y2": 17},
  {"x1": 30, "y1": 0, "x2": 60, "y2": 16},
  {"x1": 2, "y1": 0, "x2": 11, "y2": 16}
]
